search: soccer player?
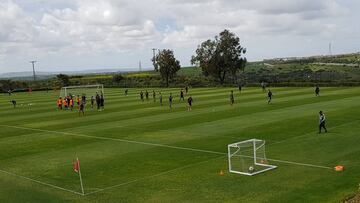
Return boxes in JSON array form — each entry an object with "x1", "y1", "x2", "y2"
[
  {"x1": 185, "y1": 86, "x2": 189, "y2": 95},
  {"x1": 82, "y1": 95, "x2": 86, "y2": 104},
  {"x1": 140, "y1": 91, "x2": 144, "y2": 102},
  {"x1": 67, "y1": 96, "x2": 70, "y2": 107},
  {"x1": 76, "y1": 95, "x2": 80, "y2": 109},
  {"x1": 319, "y1": 111, "x2": 327, "y2": 134},
  {"x1": 57, "y1": 97, "x2": 62, "y2": 110},
  {"x1": 315, "y1": 85, "x2": 320, "y2": 97},
  {"x1": 145, "y1": 90, "x2": 149, "y2": 101},
  {"x1": 267, "y1": 89, "x2": 273, "y2": 104},
  {"x1": 69, "y1": 97, "x2": 74, "y2": 111},
  {"x1": 10, "y1": 100, "x2": 16, "y2": 108},
  {"x1": 153, "y1": 90, "x2": 156, "y2": 102},
  {"x1": 187, "y1": 95, "x2": 193, "y2": 111},
  {"x1": 238, "y1": 83, "x2": 242, "y2": 92},
  {"x1": 63, "y1": 98, "x2": 68, "y2": 110},
  {"x1": 261, "y1": 82, "x2": 266, "y2": 92},
  {"x1": 180, "y1": 90, "x2": 184, "y2": 101},
  {"x1": 169, "y1": 93, "x2": 173, "y2": 109},
  {"x1": 96, "y1": 92, "x2": 100, "y2": 110},
  {"x1": 100, "y1": 93, "x2": 105, "y2": 111},
  {"x1": 79, "y1": 100, "x2": 85, "y2": 116},
  {"x1": 159, "y1": 92, "x2": 163, "y2": 106},
  {"x1": 90, "y1": 96, "x2": 95, "y2": 110},
  {"x1": 230, "y1": 90, "x2": 235, "y2": 106},
  {"x1": 125, "y1": 89, "x2": 128, "y2": 96}
]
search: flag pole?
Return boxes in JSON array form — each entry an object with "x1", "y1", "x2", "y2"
[{"x1": 77, "y1": 158, "x2": 85, "y2": 195}]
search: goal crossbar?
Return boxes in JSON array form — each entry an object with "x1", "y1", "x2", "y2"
[{"x1": 60, "y1": 84, "x2": 104, "y2": 98}]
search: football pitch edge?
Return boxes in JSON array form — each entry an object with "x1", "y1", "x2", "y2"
[{"x1": 0, "y1": 87, "x2": 359, "y2": 202}]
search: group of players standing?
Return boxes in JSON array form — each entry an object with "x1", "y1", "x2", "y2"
[
  {"x1": 137, "y1": 86, "x2": 193, "y2": 111},
  {"x1": 57, "y1": 92, "x2": 105, "y2": 116}
]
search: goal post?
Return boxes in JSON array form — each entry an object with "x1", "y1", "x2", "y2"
[
  {"x1": 59, "y1": 84, "x2": 104, "y2": 98},
  {"x1": 228, "y1": 139, "x2": 277, "y2": 176}
]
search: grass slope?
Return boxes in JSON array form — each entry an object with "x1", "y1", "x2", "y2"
[{"x1": 0, "y1": 87, "x2": 359, "y2": 203}]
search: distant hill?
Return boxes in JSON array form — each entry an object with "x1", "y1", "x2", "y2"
[{"x1": 0, "y1": 68, "x2": 152, "y2": 80}]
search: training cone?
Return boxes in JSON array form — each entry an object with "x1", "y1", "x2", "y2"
[
  {"x1": 334, "y1": 165, "x2": 345, "y2": 172},
  {"x1": 219, "y1": 170, "x2": 224, "y2": 176},
  {"x1": 260, "y1": 159, "x2": 268, "y2": 164}
]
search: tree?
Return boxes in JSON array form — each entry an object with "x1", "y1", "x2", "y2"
[
  {"x1": 191, "y1": 29, "x2": 247, "y2": 84},
  {"x1": 152, "y1": 57, "x2": 159, "y2": 72},
  {"x1": 112, "y1": 74, "x2": 124, "y2": 86},
  {"x1": 155, "y1": 49, "x2": 181, "y2": 87},
  {"x1": 151, "y1": 50, "x2": 159, "y2": 72},
  {"x1": 56, "y1": 74, "x2": 70, "y2": 87},
  {"x1": 0, "y1": 80, "x2": 13, "y2": 91}
]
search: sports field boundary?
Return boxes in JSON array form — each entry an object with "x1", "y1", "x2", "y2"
[{"x1": 3, "y1": 120, "x2": 356, "y2": 196}]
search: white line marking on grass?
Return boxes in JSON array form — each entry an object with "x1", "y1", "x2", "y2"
[
  {"x1": 85, "y1": 156, "x2": 224, "y2": 196},
  {"x1": 266, "y1": 158, "x2": 332, "y2": 170},
  {"x1": 0, "y1": 169, "x2": 84, "y2": 196},
  {"x1": 0, "y1": 124, "x2": 225, "y2": 156}
]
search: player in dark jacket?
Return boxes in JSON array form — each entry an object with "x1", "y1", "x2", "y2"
[
  {"x1": 319, "y1": 111, "x2": 328, "y2": 134},
  {"x1": 230, "y1": 90, "x2": 235, "y2": 106},
  {"x1": 187, "y1": 96, "x2": 193, "y2": 111},
  {"x1": 267, "y1": 89, "x2": 273, "y2": 104}
]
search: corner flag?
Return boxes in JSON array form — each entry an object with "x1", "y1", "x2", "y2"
[
  {"x1": 74, "y1": 158, "x2": 84, "y2": 195},
  {"x1": 74, "y1": 158, "x2": 79, "y2": 173}
]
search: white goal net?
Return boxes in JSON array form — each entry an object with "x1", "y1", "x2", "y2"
[
  {"x1": 228, "y1": 139, "x2": 277, "y2": 176},
  {"x1": 59, "y1": 84, "x2": 104, "y2": 98}
]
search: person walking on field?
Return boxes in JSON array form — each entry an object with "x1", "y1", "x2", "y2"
[
  {"x1": 230, "y1": 90, "x2": 235, "y2": 106},
  {"x1": 57, "y1": 97, "x2": 62, "y2": 110},
  {"x1": 180, "y1": 90, "x2": 185, "y2": 101},
  {"x1": 187, "y1": 95, "x2": 193, "y2": 111},
  {"x1": 153, "y1": 90, "x2": 156, "y2": 102},
  {"x1": 169, "y1": 93, "x2": 173, "y2": 109},
  {"x1": 140, "y1": 91, "x2": 144, "y2": 102},
  {"x1": 145, "y1": 90, "x2": 149, "y2": 101},
  {"x1": 267, "y1": 89, "x2": 273, "y2": 104},
  {"x1": 10, "y1": 100, "x2": 16, "y2": 108},
  {"x1": 315, "y1": 85, "x2": 320, "y2": 97},
  {"x1": 69, "y1": 97, "x2": 74, "y2": 111},
  {"x1": 100, "y1": 93, "x2": 105, "y2": 111},
  {"x1": 319, "y1": 111, "x2": 327, "y2": 134},
  {"x1": 76, "y1": 95, "x2": 80, "y2": 107},
  {"x1": 261, "y1": 82, "x2": 266, "y2": 92},
  {"x1": 79, "y1": 100, "x2": 85, "y2": 116},
  {"x1": 90, "y1": 96, "x2": 95, "y2": 111},
  {"x1": 96, "y1": 92, "x2": 100, "y2": 111},
  {"x1": 159, "y1": 92, "x2": 163, "y2": 106}
]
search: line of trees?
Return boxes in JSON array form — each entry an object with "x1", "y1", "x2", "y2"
[{"x1": 151, "y1": 29, "x2": 247, "y2": 86}]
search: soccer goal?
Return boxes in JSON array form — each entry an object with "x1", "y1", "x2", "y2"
[
  {"x1": 59, "y1": 84, "x2": 104, "y2": 98},
  {"x1": 228, "y1": 139, "x2": 277, "y2": 176}
]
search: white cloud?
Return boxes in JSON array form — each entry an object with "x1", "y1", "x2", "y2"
[{"x1": 0, "y1": 0, "x2": 359, "y2": 72}]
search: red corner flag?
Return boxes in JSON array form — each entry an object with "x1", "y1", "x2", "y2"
[{"x1": 74, "y1": 159, "x2": 79, "y2": 173}]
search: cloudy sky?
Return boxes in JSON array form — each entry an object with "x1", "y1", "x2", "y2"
[{"x1": 0, "y1": 0, "x2": 359, "y2": 73}]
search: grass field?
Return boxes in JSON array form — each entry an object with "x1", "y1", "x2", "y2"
[{"x1": 1, "y1": 87, "x2": 360, "y2": 202}]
